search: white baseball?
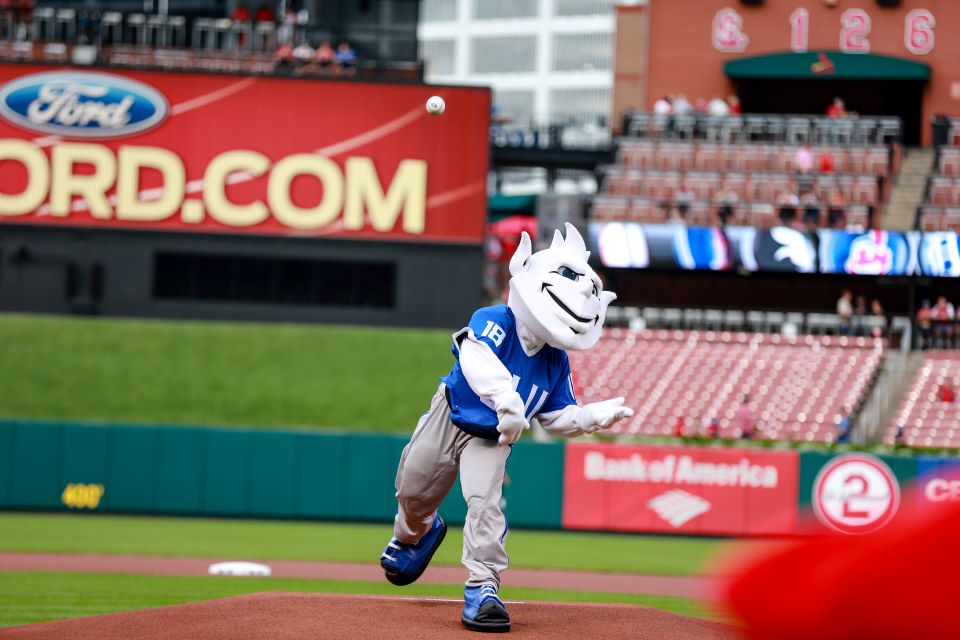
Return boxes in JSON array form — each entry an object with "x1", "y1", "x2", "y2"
[{"x1": 426, "y1": 95, "x2": 445, "y2": 116}]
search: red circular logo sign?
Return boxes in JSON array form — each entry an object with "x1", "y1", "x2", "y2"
[{"x1": 812, "y1": 454, "x2": 900, "y2": 534}]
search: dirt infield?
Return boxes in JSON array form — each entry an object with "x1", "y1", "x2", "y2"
[
  {"x1": 0, "y1": 592, "x2": 742, "y2": 640},
  {"x1": 0, "y1": 552, "x2": 708, "y2": 598}
]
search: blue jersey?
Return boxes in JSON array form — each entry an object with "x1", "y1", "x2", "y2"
[{"x1": 441, "y1": 305, "x2": 577, "y2": 440}]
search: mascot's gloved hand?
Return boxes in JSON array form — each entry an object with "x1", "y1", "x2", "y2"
[
  {"x1": 577, "y1": 397, "x2": 634, "y2": 434},
  {"x1": 494, "y1": 389, "x2": 530, "y2": 446}
]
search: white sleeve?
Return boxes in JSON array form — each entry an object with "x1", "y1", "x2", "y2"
[
  {"x1": 457, "y1": 329, "x2": 526, "y2": 419},
  {"x1": 536, "y1": 405, "x2": 587, "y2": 438}
]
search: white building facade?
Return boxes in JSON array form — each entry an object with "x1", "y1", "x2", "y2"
[{"x1": 419, "y1": 0, "x2": 640, "y2": 127}]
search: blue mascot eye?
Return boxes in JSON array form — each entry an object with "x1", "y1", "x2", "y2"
[{"x1": 557, "y1": 266, "x2": 579, "y2": 281}]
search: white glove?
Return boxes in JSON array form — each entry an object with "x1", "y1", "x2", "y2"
[
  {"x1": 494, "y1": 389, "x2": 529, "y2": 446},
  {"x1": 577, "y1": 397, "x2": 634, "y2": 434}
]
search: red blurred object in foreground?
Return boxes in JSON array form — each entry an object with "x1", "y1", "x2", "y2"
[{"x1": 722, "y1": 492, "x2": 960, "y2": 640}]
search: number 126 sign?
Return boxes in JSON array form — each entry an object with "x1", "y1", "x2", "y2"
[{"x1": 713, "y1": 7, "x2": 936, "y2": 56}]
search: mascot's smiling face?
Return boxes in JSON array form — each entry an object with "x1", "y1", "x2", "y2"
[{"x1": 508, "y1": 222, "x2": 616, "y2": 351}]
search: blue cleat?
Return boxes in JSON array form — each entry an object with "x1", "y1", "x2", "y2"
[
  {"x1": 461, "y1": 583, "x2": 510, "y2": 633},
  {"x1": 380, "y1": 515, "x2": 446, "y2": 586}
]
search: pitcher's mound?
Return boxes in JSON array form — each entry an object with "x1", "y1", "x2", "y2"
[{"x1": 0, "y1": 592, "x2": 741, "y2": 640}]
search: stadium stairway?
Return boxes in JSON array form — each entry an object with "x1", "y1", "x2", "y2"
[
  {"x1": 884, "y1": 148, "x2": 934, "y2": 230},
  {"x1": 856, "y1": 349, "x2": 925, "y2": 443}
]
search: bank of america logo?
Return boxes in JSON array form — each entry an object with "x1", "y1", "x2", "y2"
[{"x1": 647, "y1": 490, "x2": 711, "y2": 527}]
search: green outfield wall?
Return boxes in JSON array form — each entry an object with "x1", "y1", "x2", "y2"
[
  {"x1": 0, "y1": 421, "x2": 564, "y2": 529},
  {"x1": 0, "y1": 420, "x2": 946, "y2": 536}
]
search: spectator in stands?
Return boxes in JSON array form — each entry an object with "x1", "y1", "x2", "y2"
[
  {"x1": 938, "y1": 380, "x2": 955, "y2": 403},
  {"x1": 293, "y1": 40, "x2": 315, "y2": 67},
  {"x1": 727, "y1": 95, "x2": 742, "y2": 115},
  {"x1": 870, "y1": 299, "x2": 886, "y2": 337},
  {"x1": 254, "y1": 1, "x2": 275, "y2": 22},
  {"x1": 819, "y1": 149, "x2": 836, "y2": 174},
  {"x1": 917, "y1": 299, "x2": 933, "y2": 349},
  {"x1": 835, "y1": 414, "x2": 851, "y2": 444},
  {"x1": 776, "y1": 189, "x2": 799, "y2": 226},
  {"x1": 800, "y1": 190, "x2": 821, "y2": 228},
  {"x1": 827, "y1": 190, "x2": 846, "y2": 228},
  {"x1": 715, "y1": 187, "x2": 738, "y2": 227},
  {"x1": 232, "y1": 1, "x2": 251, "y2": 22},
  {"x1": 706, "y1": 417, "x2": 721, "y2": 439},
  {"x1": 302, "y1": 39, "x2": 336, "y2": 75},
  {"x1": 672, "y1": 94, "x2": 693, "y2": 116},
  {"x1": 837, "y1": 290, "x2": 854, "y2": 335},
  {"x1": 335, "y1": 41, "x2": 357, "y2": 76},
  {"x1": 673, "y1": 415, "x2": 686, "y2": 438},
  {"x1": 826, "y1": 97, "x2": 848, "y2": 119},
  {"x1": 13, "y1": 0, "x2": 31, "y2": 40},
  {"x1": 675, "y1": 178, "x2": 695, "y2": 221},
  {"x1": 652, "y1": 95, "x2": 673, "y2": 116},
  {"x1": 693, "y1": 97, "x2": 708, "y2": 115},
  {"x1": 795, "y1": 143, "x2": 815, "y2": 174},
  {"x1": 707, "y1": 96, "x2": 730, "y2": 117},
  {"x1": 737, "y1": 395, "x2": 753, "y2": 439},
  {"x1": 932, "y1": 295, "x2": 955, "y2": 347},
  {"x1": 272, "y1": 41, "x2": 295, "y2": 72},
  {"x1": 277, "y1": 7, "x2": 296, "y2": 46}
]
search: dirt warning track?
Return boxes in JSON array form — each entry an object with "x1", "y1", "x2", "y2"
[{"x1": 0, "y1": 592, "x2": 743, "y2": 640}]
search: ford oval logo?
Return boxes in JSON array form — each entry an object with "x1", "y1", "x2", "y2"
[{"x1": 0, "y1": 70, "x2": 168, "y2": 138}]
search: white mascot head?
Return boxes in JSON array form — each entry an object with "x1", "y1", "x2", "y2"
[{"x1": 507, "y1": 222, "x2": 616, "y2": 351}]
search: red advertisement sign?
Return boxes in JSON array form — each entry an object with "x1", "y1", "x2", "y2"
[
  {"x1": 563, "y1": 442, "x2": 799, "y2": 536},
  {"x1": 0, "y1": 65, "x2": 489, "y2": 243}
]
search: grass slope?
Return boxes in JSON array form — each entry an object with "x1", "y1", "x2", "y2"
[
  {"x1": 0, "y1": 572, "x2": 714, "y2": 627},
  {"x1": 0, "y1": 513, "x2": 724, "y2": 577},
  {"x1": 0, "y1": 313, "x2": 452, "y2": 431}
]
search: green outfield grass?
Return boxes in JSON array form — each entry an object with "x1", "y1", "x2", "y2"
[
  {"x1": 0, "y1": 513, "x2": 724, "y2": 576},
  {"x1": 0, "y1": 313, "x2": 451, "y2": 431},
  {"x1": 0, "y1": 572, "x2": 714, "y2": 627}
]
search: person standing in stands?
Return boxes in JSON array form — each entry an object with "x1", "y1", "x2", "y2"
[
  {"x1": 254, "y1": 1, "x2": 275, "y2": 22},
  {"x1": 727, "y1": 95, "x2": 742, "y2": 115},
  {"x1": 932, "y1": 296, "x2": 955, "y2": 347},
  {"x1": 335, "y1": 41, "x2": 357, "y2": 76},
  {"x1": 776, "y1": 189, "x2": 799, "y2": 226},
  {"x1": 917, "y1": 299, "x2": 933, "y2": 349},
  {"x1": 939, "y1": 380, "x2": 955, "y2": 403},
  {"x1": 737, "y1": 395, "x2": 753, "y2": 439},
  {"x1": 827, "y1": 97, "x2": 847, "y2": 118},
  {"x1": 837, "y1": 290, "x2": 854, "y2": 335}
]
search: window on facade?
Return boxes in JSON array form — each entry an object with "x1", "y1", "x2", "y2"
[
  {"x1": 473, "y1": 0, "x2": 538, "y2": 20},
  {"x1": 421, "y1": 0, "x2": 457, "y2": 22},
  {"x1": 549, "y1": 88, "x2": 610, "y2": 124},
  {"x1": 552, "y1": 32, "x2": 611, "y2": 71},
  {"x1": 471, "y1": 36, "x2": 537, "y2": 73},
  {"x1": 553, "y1": 0, "x2": 616, "y2": 16},
  {"x1": 421, "y1": 39, "x2": 456, "y2": 76}
]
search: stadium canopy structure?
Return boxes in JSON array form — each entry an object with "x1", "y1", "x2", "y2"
[{"x1": 723, "y1": 51, "x2": 929, "y2": 81}]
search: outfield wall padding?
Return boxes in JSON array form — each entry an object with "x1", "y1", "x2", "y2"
[{"x1": 0, "y1": 421, "x2": 565, "y2": 529}]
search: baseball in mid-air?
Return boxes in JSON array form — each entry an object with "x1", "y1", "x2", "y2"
[{"x1": 426, "y1": 95, "x2": 445, "y2": 116}]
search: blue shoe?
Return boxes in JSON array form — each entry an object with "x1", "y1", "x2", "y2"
[
  {"x1": 461, "y1": 584, "x2": 510, "y2": 633},
  {"x1": 380, "y1": 515, "x2": 447, "y2": 586}
]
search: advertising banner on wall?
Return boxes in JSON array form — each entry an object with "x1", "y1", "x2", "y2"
[
  {"x1": 0, "y1": 65, "x2": 489, "y2": 243},
  {"x1": 562, "y1": 442, "x2": 800, "y2": 535},
  {"x1": 590, "y1": 222, "x2": 945, "y2": 277},
  {"x1": 915, "y1": 457, "x2": 960, "y2": 507}
]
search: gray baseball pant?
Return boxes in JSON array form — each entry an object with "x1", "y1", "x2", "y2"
[{"x1": 393, "y1": 383, "x2": 511, "y2": 588}]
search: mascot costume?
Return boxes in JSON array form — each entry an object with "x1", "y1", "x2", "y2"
[{"x1": 380, "y1": 223, "x2": 633, "y2": 632}]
